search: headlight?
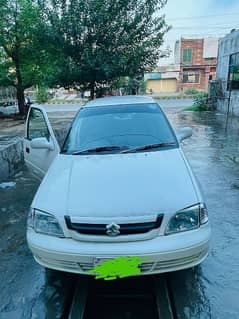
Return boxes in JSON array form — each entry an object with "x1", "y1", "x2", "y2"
[
  {"x1": 27, "y1": 208, "x2": 34, "y2": 228},
  {"x1": 27, "y1": 209, "x2": 65, "y2": 237},
  {"x1": 166, "y1": 204, "x2": 202, "y2": 235},
  {"x1": 199, "y1": 204, "x2": 209, "y2": 225}
]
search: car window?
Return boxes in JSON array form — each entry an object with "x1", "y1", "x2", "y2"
[
  {"x1": 62, "y1": 103, "x2": 177, "y2": 153},
  {"x1": 27, "y1": 108, "x2": 50, "y2": 141}
]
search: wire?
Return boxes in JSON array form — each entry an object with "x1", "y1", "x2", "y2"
[
  {"x1": 167, "y1": 12, "x2": 239, "y2": 21},
  {"x1": 166, "y1": 34, "x2": 227, "y2": 39},
  {"x1": 172, "y1": 26, "x2": 238, "y2": 30}
]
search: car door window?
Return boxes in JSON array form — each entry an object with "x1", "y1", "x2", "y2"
[{"x1": 27, "y1": 108, "x2": 50, "y2": 141}]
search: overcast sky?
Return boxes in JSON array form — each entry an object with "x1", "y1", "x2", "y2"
[{"x1": 160, "y1": 0, "x2": 239, "y2": 64}]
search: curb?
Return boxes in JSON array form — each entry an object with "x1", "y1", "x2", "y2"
[
  {"x1": 153, "y1": 95, "x2": 195, "y2": 100},
  {"x1": 0, "y1": 138, "x2": 24, "y2": 180},
  {"x1": 43, "y1": 99, "x2": 88, "y2": 105}
]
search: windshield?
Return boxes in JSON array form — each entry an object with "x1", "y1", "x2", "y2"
[{"x1": 62, "y1": 103, "x2": 178, "y2": 154}]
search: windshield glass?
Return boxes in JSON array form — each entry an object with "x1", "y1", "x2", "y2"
[{"x1": 62, "y1": 103, "x2": 178, "y2": 154}]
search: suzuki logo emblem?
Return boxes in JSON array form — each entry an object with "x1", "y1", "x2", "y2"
[{"x1": 106, "y1": 222, "x2": 120, "y2": 237}]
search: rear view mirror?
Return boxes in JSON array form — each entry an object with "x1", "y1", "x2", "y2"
[
  {"x1": 176, "y1": 127, "x2": 193, "y2": 142},
  {"x1": 30, "y1": 137, "x2": 54, "y2": 151}
]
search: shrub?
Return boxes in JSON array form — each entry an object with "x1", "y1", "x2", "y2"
[
  {"x1": 35, "y1": 86, "x2": 49, "y2": 103},
  {"x1": 184, "y1": 88, "x2": 200, "y2": 95},
  {"x1": 193, "y1": 92, "x2": 208, "y2": 111},
  {"x1": 184, "y1": 92, "x2": 209, "y2": 111},
  {"x1": 139, "y1": 80, "x2": 147, "y2": 94}
]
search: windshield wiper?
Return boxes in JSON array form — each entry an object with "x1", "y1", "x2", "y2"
[
  {"x1": 72, "y1": 146, "x2": 126, "y2": 155},
  {"x1": 120, "y1": 142, "x2": 177, "y2": 154}
]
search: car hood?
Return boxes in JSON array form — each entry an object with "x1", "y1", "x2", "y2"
[{"x1": 33, "y1": 149, "x2": 198, "y2": 220}]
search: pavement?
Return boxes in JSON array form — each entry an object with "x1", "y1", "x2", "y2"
[{"x1": 1, "y1": 105, "x2": 239, "y2": 317}]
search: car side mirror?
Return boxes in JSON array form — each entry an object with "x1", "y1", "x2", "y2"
[
  {"x1": 30, "y1": 137, "x2": 54, "y2": 151},
  {"x1": 176, "y1": 127, "x2": 193, "y2": 142}
]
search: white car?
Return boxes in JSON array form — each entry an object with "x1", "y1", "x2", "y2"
[{"x1": 25, "y1": 96, "x2": 210, "y2": 276}]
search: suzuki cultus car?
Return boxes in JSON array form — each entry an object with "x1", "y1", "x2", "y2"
[{"x1": 25, "y1": 96, "x2": 210, "y2": 275}]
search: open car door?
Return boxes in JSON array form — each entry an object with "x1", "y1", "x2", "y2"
[{"x1": 24, "y1": 105, "x2": 60, "y2": 178}]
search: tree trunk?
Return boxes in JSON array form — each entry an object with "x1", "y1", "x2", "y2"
[
  {"x1": 16, "y1": 85, "x2": 25, "y2": 115},
  {"x1": 15, "y1": 52, "x2": 26, "y2": 115},
  {"x1": 90, "y1": 81, "x2": 95, "y2": 100}
]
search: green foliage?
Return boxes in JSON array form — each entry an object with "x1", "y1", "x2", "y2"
[
  {"x1": 35, "y1": 86, "x2": 49, "y2": 103},
  {"x1": 0, "y1": 0, "x2": 170, "y2": 112},
  {"x1": 125, "y1": 78, "x2": 139, "y2": 95},
  {"x1": 0, "y1": 0, "x2": 57, "y2": 113},
  {"x1": 110, "y1": 77, "x2": 128, "y2": 92},
  {"x1": 39, "y1": 0, "x2": 170, "y2": 95},
  {"x1": 139, "y1": 80, "x2": 147, "y2": 94},
  {"x1": 109, "y1": 77, "x2": 143, "y2": 95},
  {"x1": 185, "y1": 92, "x2": 208, "y2": 111},
  {"x1": 193, "y1": 92, "x2": 208, "y2": 110},
  {"x1": 0, "y1": 0, "x2": 44, "y2": 86},
  {"x1": 184, "y1": 88, "x2": 200, "y2": 95}
]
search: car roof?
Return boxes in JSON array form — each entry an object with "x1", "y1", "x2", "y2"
[{"x1": 82, "y1": 95, "x2": 155, "y2": 108}]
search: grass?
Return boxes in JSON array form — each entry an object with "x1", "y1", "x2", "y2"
[
  {"x1": 184, "y1": 104, "x2": 208, "y2": 112},
  {"x1": 184, "y1": 105, "x2": 199, "y2": 111},
  {"x1": 153, "y1": 93, "x2": 202, "y2": 100}
]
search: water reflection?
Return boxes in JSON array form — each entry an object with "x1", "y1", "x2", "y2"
[
  {"x1": 0, "y1": 167, "x2": 76, "y2": 318},
  {"x1": 164, "y1": 108, "x2": 239, "y2": 318},
  {"x1": 168, "y1": 267, "x2": 212, "y2": 319},
  {"x1": 31, "y1": 270, "x2": 77, "y2": 319}
]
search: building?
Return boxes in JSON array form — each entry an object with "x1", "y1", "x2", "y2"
[
  {"x1": 176, "y1": 37, "x2": 218, "y2": 92},
  {"x1": 144, "y1": 65, "x2": 180, "y2": 94},
  {"x1": 215, "y1": 29, "x2": 239, "y2": 116}
]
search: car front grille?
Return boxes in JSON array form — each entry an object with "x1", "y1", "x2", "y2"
[
  {"x1": 36, "y1": 252, "x2": 204, "y2": 274},
  {"x1": 76, "y1": 253, "x2": 202, "y2": 273},
  {"x1": 65, "y1": 215, "x2": 163, "y2": 236}
]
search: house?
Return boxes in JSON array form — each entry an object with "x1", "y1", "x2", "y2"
[
  {"x1": 175, "y1": 37, "x2": 218, "y2": 92},
  {"x1": 144, "y1": 65, "x2": 180, "y2": 94},
  {"x1": 215, "y1": 29, "x2": 239, "y2": 116}
]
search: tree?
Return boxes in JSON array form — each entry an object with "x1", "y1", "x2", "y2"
[
  {"x1": 0, "y1": 0, "x2": 50, "y2": 115},
  {"x1": 40, "y1": 0, "x2": 170, "y2": 99}
]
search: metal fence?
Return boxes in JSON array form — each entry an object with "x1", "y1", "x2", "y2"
[{"x1": 0, "y1": 86, "x2": 17, "y2": 107}]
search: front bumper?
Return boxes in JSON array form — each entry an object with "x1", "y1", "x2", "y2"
[{"x1": 27, "y1": 224, "x2": 210, "y2": 275}]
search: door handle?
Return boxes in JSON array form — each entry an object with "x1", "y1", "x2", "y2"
[{"x1": 26, "y1": 147, "x2": 30, "y2": 153}]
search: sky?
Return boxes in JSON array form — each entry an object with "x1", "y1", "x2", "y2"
[{"x1": 160, "y1": 0, "x2": 239, "y2": 64}]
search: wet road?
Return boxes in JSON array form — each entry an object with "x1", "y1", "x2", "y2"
[
  {"x1": 0, "y1": 107, "x2": 239, "y2": 318},
  {"x1": 166, "y1": 109, "x2": 239, "y2": 318}
]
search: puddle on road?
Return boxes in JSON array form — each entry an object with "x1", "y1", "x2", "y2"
[
  {"x1": 0, "y1": 182, "x2": 16, "y2": 189},
  {"x1": 165, "y1": 109, "x2": 239, "y2": 318},
  {"x1": 0, "y1": 166, "x2": 77, "y2": 318}
]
